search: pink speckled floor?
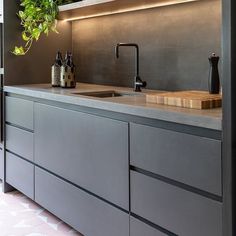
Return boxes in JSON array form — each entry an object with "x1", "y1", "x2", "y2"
[{"x1": 0, "y1": 182, "x2": 83, "y2": 236}]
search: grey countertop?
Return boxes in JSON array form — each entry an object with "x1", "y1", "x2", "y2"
[{"x1": 4, "y1": 83, "x2": 222, "y2": 131}]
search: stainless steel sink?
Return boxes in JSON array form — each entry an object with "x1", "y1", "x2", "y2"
[{"x1": 72, "y1": 90, "x2": 139, "y2": 98}]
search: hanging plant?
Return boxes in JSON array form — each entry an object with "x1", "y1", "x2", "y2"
[{"x1": 13, "y1": 0, "x2": 75, "y2": 56}]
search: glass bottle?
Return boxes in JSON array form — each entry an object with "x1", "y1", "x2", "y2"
[
  {"x1": 60, "y1": 52, "x2": 76, "y2": 88},
  {"x1": 51, "y1": 51, "x2": 63, "y2": 87}
]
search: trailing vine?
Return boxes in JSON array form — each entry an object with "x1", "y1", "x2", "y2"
[{"x1": 13, "y1": 0, "x2": 75, "y2": 56}]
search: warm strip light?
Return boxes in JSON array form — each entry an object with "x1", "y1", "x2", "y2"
[{"x1": 64, "y1": 0, "x2": 199, "y2": 21}]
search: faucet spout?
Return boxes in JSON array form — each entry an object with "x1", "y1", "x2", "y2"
[{"x1": 115, "y1": 43, "x2": 147, "y2": 92}]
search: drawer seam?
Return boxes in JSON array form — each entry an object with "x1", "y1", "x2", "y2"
[{"x1": 130, "y1": 166, "x2": 222, "y2": 202}]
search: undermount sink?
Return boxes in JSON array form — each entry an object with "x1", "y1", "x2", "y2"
[{"x1": 72, "y1": 90, "x2": 139, "y2": 98}]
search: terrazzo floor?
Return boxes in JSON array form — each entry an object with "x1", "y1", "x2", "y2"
[{"x1": 0, "y1": 182, "x2": 83, "y2": 236}]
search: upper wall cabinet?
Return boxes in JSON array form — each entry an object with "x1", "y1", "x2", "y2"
[{"x1": 58, "y1": 0, "x2": 200, "y2": 21}]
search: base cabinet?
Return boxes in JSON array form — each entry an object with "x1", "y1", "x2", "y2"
[
  {"x1": 4, "y1": 95, "x2": 222, "y2": 236},
  {"x1": 35, "y1": 167, "x2": 129, "y2": 236}
]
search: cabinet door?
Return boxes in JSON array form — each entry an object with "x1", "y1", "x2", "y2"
[
  {"x1": 34, "y1": 103, "x2": 129, "y2": 210},
  {"x1": 35, "y1": 167, "x2": 129, "y2": 236}
]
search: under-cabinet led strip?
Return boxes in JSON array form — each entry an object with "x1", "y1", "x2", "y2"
[{"x1": 64, "y1": 0, "x2": 199, "y2": 21}]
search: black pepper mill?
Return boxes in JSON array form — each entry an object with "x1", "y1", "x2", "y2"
[{"x1": 208, "y1": 53, "x2": 220, "y2": 94}]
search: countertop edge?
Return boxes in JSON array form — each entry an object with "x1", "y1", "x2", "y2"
[{"x1": 4, "y1": 86, "x2": 222, "y2": 131}]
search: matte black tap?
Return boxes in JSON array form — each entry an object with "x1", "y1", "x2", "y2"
[{"x1": 115, "y1": 43, "x2": 147, "y2": 92}]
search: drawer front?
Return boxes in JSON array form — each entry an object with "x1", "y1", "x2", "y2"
[
  {"x1": 6, "y1": 152, "x2": 34, "y2": 199},
  {"x1": 5, "y1": 96, "x2": 34, "y2": 130},
  {"x1": 6, "y1": 125, "x2": 34, "y2": 162},
  {"x1": 130, "y1": 123, "x2": 222, "y2": 196},
  {"x1": 35, "y1": 167, "x2": 129, "y2": 236},
  {"x1": 130, "y1": 217, "x2": 167, "y2": 236},
  {"x1": 131, "y1": 171, "x2": 222, "y2": 236},
  {"x1": 35, "y1": 103, "x2": 129, "y2": 210}
]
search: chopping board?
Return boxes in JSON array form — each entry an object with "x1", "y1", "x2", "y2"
[{"x1": 146, "y1": 91, "x2": 222, "y2": 109}]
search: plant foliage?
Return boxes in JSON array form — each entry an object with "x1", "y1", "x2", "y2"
[{"x1": 13, "y1": 0, "x2": 74, "y2": 56}]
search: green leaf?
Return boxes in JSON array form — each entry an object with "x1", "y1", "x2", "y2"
[
  {"x1": 22, "y1": 32, "x2": 30, "y2": 41},
  {"x1": 32, "y1": 28, "x2": 41, "y2": 40},
  {"x1": 13, "y1": 0, "x2": 74, "y2": 56},
  {"x1": 12, "y1": 46, "x2": 25, "y2": 56}
]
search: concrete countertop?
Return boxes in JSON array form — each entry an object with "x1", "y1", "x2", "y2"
[{"x1": 4, "y1": 83, "x2": 222, "y2": 131}]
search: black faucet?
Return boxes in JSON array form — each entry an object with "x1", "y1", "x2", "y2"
[{"x1": 115, "y1": 43, "x2": 147, "y2": 92}]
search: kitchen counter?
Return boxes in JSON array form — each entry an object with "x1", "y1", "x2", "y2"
[
  {"x1": 4, "y1": 83, "x2": 222, "y2": 130},
  {"x1": 4, "y1": 82, "x2": 223, "y2": 236}
]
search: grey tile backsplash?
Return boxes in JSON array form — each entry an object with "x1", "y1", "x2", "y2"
[{"x1": 72, "y1": 0, "x2": 221, "y2": 91}]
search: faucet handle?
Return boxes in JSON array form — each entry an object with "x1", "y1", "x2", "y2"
[{"x1": 135, "y1": 76, "x2": 147, "y2": 92}]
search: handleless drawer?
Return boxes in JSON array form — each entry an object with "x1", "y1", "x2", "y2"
[
  {"x1": 131, "y1": 171, "x2": 222, "y2": 236},
  {"x1": 6, "y1": 125, "x2": 33, "y2": 162},
  {"x1": 35, "y1": 167, "x2": 129, "y2": 236},
  {"x1": 130, "y1": 217, "x2": 167, "y2": 236},
  {"x1": 5, "y1": 96, "x2": 34, "y2": 130},
  {"x1": 130, "y1": 123, "x2": 221, "y2": 196},
  {"x1": 6, "y1": 152, "x2": 34, "y2": 199}
]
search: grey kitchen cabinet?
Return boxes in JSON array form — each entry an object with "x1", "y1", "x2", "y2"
[
  {"x1": 130, "y1": 122, "x2": 222, "y2": 196},
  {"x1": 131, "y1": 171, "x2": 222, "y2": 236},
  {"x1": 5, "y1": 96, "x2": 34, "y2": 130},
  {"x1": 34, "y1": 103, "x2": 129, "y2": 210},
  {"x1": 35, "y1": 167, "x2": 129, "y2": 236},
  {"x1": 6, "y1": 124, "x2": 34, "y2": 162},
  {"x1": 3, "y1": 94, "x2": 222, "y2": 236},
  {"x1": 130, "y1": 217, "x2": 168, "y2": 236},
  {"x1": 6, "y1": 152, "x2": 34, "y2": 199}
]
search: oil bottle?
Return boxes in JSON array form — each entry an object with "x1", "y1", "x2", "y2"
[{"x1": 51, "y1": 51, "x2": 63, "y2": 87}]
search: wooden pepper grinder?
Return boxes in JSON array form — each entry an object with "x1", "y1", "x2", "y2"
[{"x1": 208, "y1": 53, "x2": 220, "y2": 94}]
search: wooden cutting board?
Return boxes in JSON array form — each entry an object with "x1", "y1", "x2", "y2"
[{"x1": 146, "y1": 91, "x2": 222, "y2": 109}]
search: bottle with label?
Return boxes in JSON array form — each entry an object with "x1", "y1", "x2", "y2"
[
  {"x1": 51, "y1": 51, "x2": 63, "y2": 87},
  {"x1": 60, "y1": 52, "x2": 76, "y2": 88}
]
